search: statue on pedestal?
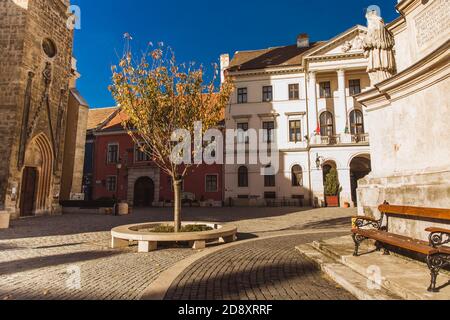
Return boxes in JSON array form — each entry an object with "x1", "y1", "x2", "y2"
[{"x1": 364, "y1": 9, "x2": 397, "y2": 85}]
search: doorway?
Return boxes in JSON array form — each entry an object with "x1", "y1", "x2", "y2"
[
  {"x1": 350, "y1": 156, "x2": 372, "y2": 206},
  {"x1": 20, "y1": 167, "x2": 38, "y2": 217},
  {"x1": 133, "y1": 177, "x2": 155, "y2": 207}
]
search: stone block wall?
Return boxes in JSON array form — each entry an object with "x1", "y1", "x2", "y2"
[{"x1": 0, "y1": 0, "x2": 74, "y2": 217}]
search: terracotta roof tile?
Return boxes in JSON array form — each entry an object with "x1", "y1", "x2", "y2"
[
  {"x1": 87, "y1": 107, "x2": 119, "y2": 130},
  {"x1": 228, "y1": 42, "x2": 324, "y2": 72}
]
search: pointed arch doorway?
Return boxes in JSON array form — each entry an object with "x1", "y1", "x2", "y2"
[
  {"x1": 20, "y1": 167, "x2": 38, "y2": 217},
  {"x1": 20, "y1": 133, "x2": 54, "y2": 216}
]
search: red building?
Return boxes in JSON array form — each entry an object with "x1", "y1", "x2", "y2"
[{"x1": 85, "y1": 108, "x2": 224, "y2": 207}]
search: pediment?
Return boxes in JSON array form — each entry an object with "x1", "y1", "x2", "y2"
[{"x1": 306, "y1": 25, "x2": 367, "y2": 58}]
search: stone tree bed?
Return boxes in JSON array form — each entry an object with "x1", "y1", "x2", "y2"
[{"x1": 111, "y1": 222, "x2": 238, "y2": 252}]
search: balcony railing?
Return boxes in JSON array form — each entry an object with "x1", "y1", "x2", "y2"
[
  {"x1": 351, "y1": 133, "x2": 370, "y2": 144},
  {"x1": 312, "y1": 133, "x2": 370, "y2": 146},
  {"x1": 321, "y1": 135, "x2": 340, "y2": 145}
]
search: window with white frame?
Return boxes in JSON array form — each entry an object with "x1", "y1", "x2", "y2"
[
  {"x1": 349, "y1": 79, "x2": 361, "y2": 96},
  {"x1": 237, "y1": 122, "x2": 249, "y2": 144},
  {"x1": 237, "y1": 88, "x2": 248, "y2": 104},
  {"x1": 262, "y1": 86, "x2": 273, "y2": 102},
  {"x1": 205, "y1": 175, "x2": 218, "y2": 192},
  {"x1": 107, "y1": 143, "x2": 119, "y2": 164},
  {"x1": 262, "y1": 121, "x2": 275, "y2": 143},
  {"x1": 289, "y1": 120, "x2": 302, "y2": 142},
  {"x1": 319, "y1": 81, "x2": 332, "y2": 98},
  {"x1": 135, "y1": 143, "x2": 151, "y2": 162},
  {"x1": 106, "y1": 176, "x2": 117, "y2": 192},
  {"x1": 289, "y1": 84, "x2": 300, "y2": 100},
  {"x1": 291, "y1": 165, "x2": 303, "y2": 187}
]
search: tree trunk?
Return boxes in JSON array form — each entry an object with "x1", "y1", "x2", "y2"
[{"x1": 173, "y1": 178, "x2": 182, "y2": 232}]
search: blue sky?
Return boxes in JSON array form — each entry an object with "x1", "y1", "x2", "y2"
[{"x1": 71, "y1": 0, "x2": 398, "y2": 108}]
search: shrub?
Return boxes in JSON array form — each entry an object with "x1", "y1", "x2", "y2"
[
  {"x1": 324, "y1": 168, "x2": 341, "y2": 196},
  {"x1": 150, "y1": 224, "x2": 213, "y2": 233}
]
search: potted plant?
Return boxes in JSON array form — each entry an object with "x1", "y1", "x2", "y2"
[
  {"x1": 324, "y1": 168, "x2": 341, "y2": 207},
  {"x1": 0, "y1": 211, "x2": 11, "y2": 229}
]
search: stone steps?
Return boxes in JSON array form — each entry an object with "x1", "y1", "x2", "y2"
[{"x1": 297, "y1": 235, "x2": 450, "y2": 300}]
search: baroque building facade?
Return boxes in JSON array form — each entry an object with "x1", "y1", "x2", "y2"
[
  {"x1": 221, "y1": 26, "x2": 372, "y2": 207},
  {"x1": 0, "y1": 0, "x2": 87, "y2": 218}
]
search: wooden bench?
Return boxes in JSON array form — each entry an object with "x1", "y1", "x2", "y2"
[{"x1": 352, "y1": 203, "x2": 450, "y2": 292}]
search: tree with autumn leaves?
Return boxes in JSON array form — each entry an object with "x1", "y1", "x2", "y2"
[{"x1": 110, "y1": 44, "x2": 234, "y2": 232}]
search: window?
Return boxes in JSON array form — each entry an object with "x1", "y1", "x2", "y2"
[
  {"x1": 238, "y1": 166, "x2": 248, "y2": 187},
  {"x1": 264, "y1": 192, "x2": 276, "y2": 199},
  {"x1": 319, "y1": 81, "x2": 332, "y2": 98},
  {"x1": 262, "y1": 121, "x2": 275, "y2": 143},
  {"x1": 264, "y1": 166, "x2": 276, "y2": 187},
  {"x1": 237, "y1": 88, "x2": 248, "y2": 104},
  {"x1": 42, "y1": 38, "x2": 57, "y2": 58},
  {"x1": 205, "y1": 175, "x2": 218, "y2": 192},
  {"x1": 291, "y1": 165, "x2": 303, "y2": 187},
  {"x1": 237, "y1": 122, "x2": 249, "y2": 144},
  {"x1": 320, "y1": 112, "x2": 334, "y2": 137},
  {"x1": 135, "y1": 144, "x2": 151, "y2": 162},
  {"x1": 262, "y1": 86, "x2": 273, "y2": 102},
  {"x1": 289, "y1": 84, "x2": 300, "y2": 100},
  {"x1": 349, "y1": 79, "x2": 361, "y2": 96},
  {"x1": 106, "y1": 176, "x2": 117, "y2": 192},
  {"x1": 107, "y1": 144, "x2": 119, "y2": 164},
  {"x1": 350, "y1": 110, "x2": 365, "y2": 135},
  {"x1": 237, "y1": 195, "x2": 249, "y2": 199},
  {"x1": 289, "y1": 120, "x2": 302, "y2": 142}
]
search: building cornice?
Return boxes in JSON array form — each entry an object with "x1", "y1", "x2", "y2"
[{"x1": 228, "y1": 66, "x2": 304, "y2": 78}]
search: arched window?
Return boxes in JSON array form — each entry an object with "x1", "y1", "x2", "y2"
[
  {"x1": 238, "y1": 166, "x2": 248, "y2": 187},
  {"x1": 291, "y1": 165, "x2": 303, "y2": 187},
  {"x1": 350, "y1": 110, "x2": 365, "y2": 135},
  {"x1": 320, "y1": 112, "x2": 334, "y2": 137}
]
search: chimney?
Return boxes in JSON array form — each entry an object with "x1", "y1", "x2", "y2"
[
  {"x1": 297, "y1": 33, "x2": 310, "y2": 48},
  {"x1": 220, "y1": 53, "x2": 230, "y2": 84}
]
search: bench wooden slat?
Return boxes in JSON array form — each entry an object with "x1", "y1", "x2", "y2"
[
  {"x1": 425, "y1": 227, "x2": 450, "y2": 234},
  {"x1": 439, "y1": 246, "x2": 450, "y2": 254},
  {"x1": 378, "y1": 205, "x2": 450, "y2": 221},
  {"x1": 352, "y1": 216, "x2": 379, "y2": 222},
  {"x1": 352, "y1": 229, "x2": 439, "y2": 255}
]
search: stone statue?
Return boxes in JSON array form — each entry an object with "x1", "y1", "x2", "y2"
[{"x1": 364, "y1": 9, "x2": 397, "y2": 85}]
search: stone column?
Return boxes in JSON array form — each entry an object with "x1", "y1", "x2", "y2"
[
  {"x1": 310, "y1": 167, "x2": 325, "y2": 207},
  {"x1": 336, "y1": 69, "x2": 349, "y2": 136},
  {"x1": 307, "y1": 72, "x2": 319, "y2": 142}
]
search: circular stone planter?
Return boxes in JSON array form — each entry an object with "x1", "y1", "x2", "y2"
[{"x1": 111, "y1": 222, "x2": 238, "y2": 253}]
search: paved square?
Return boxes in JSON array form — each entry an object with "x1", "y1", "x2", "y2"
[{"x1": 0, "y1": 207, "x2": 354, "y2": 300}]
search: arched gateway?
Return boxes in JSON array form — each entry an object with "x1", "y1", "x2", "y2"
[
  {"x1": 133, "y1": 177, "x2": 155, "y2": 207},
  {"x1": 350, "y1": 155, "x2": 372, "y2": 205}
]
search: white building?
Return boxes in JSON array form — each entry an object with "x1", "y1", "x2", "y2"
[{"x1": 221, "y1": 26, "x2": 373, "y2": 207}]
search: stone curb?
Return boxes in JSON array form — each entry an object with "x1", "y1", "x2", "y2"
[{"x1": 139, "y1": 228, "x2": 349, "y2": 300}]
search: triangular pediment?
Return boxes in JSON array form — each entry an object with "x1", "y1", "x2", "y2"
[{"x1": 305, "y1": 25, "x2": 367, "y2": 58}]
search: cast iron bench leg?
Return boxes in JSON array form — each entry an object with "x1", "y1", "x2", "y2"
[
  {"x1": 352, "y1": 233, "x2": 367, "y2": 257},
  {"x1": 426, "y1": 254, "x2": 450, "y2": 293}
]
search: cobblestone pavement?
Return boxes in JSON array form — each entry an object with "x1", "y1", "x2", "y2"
[
  {"x1": 164, "y1": 233, "x2": 355, "y2": 300},
  {"x1": 0, "y1": 207, "x2": 355, "y2": 300}
]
